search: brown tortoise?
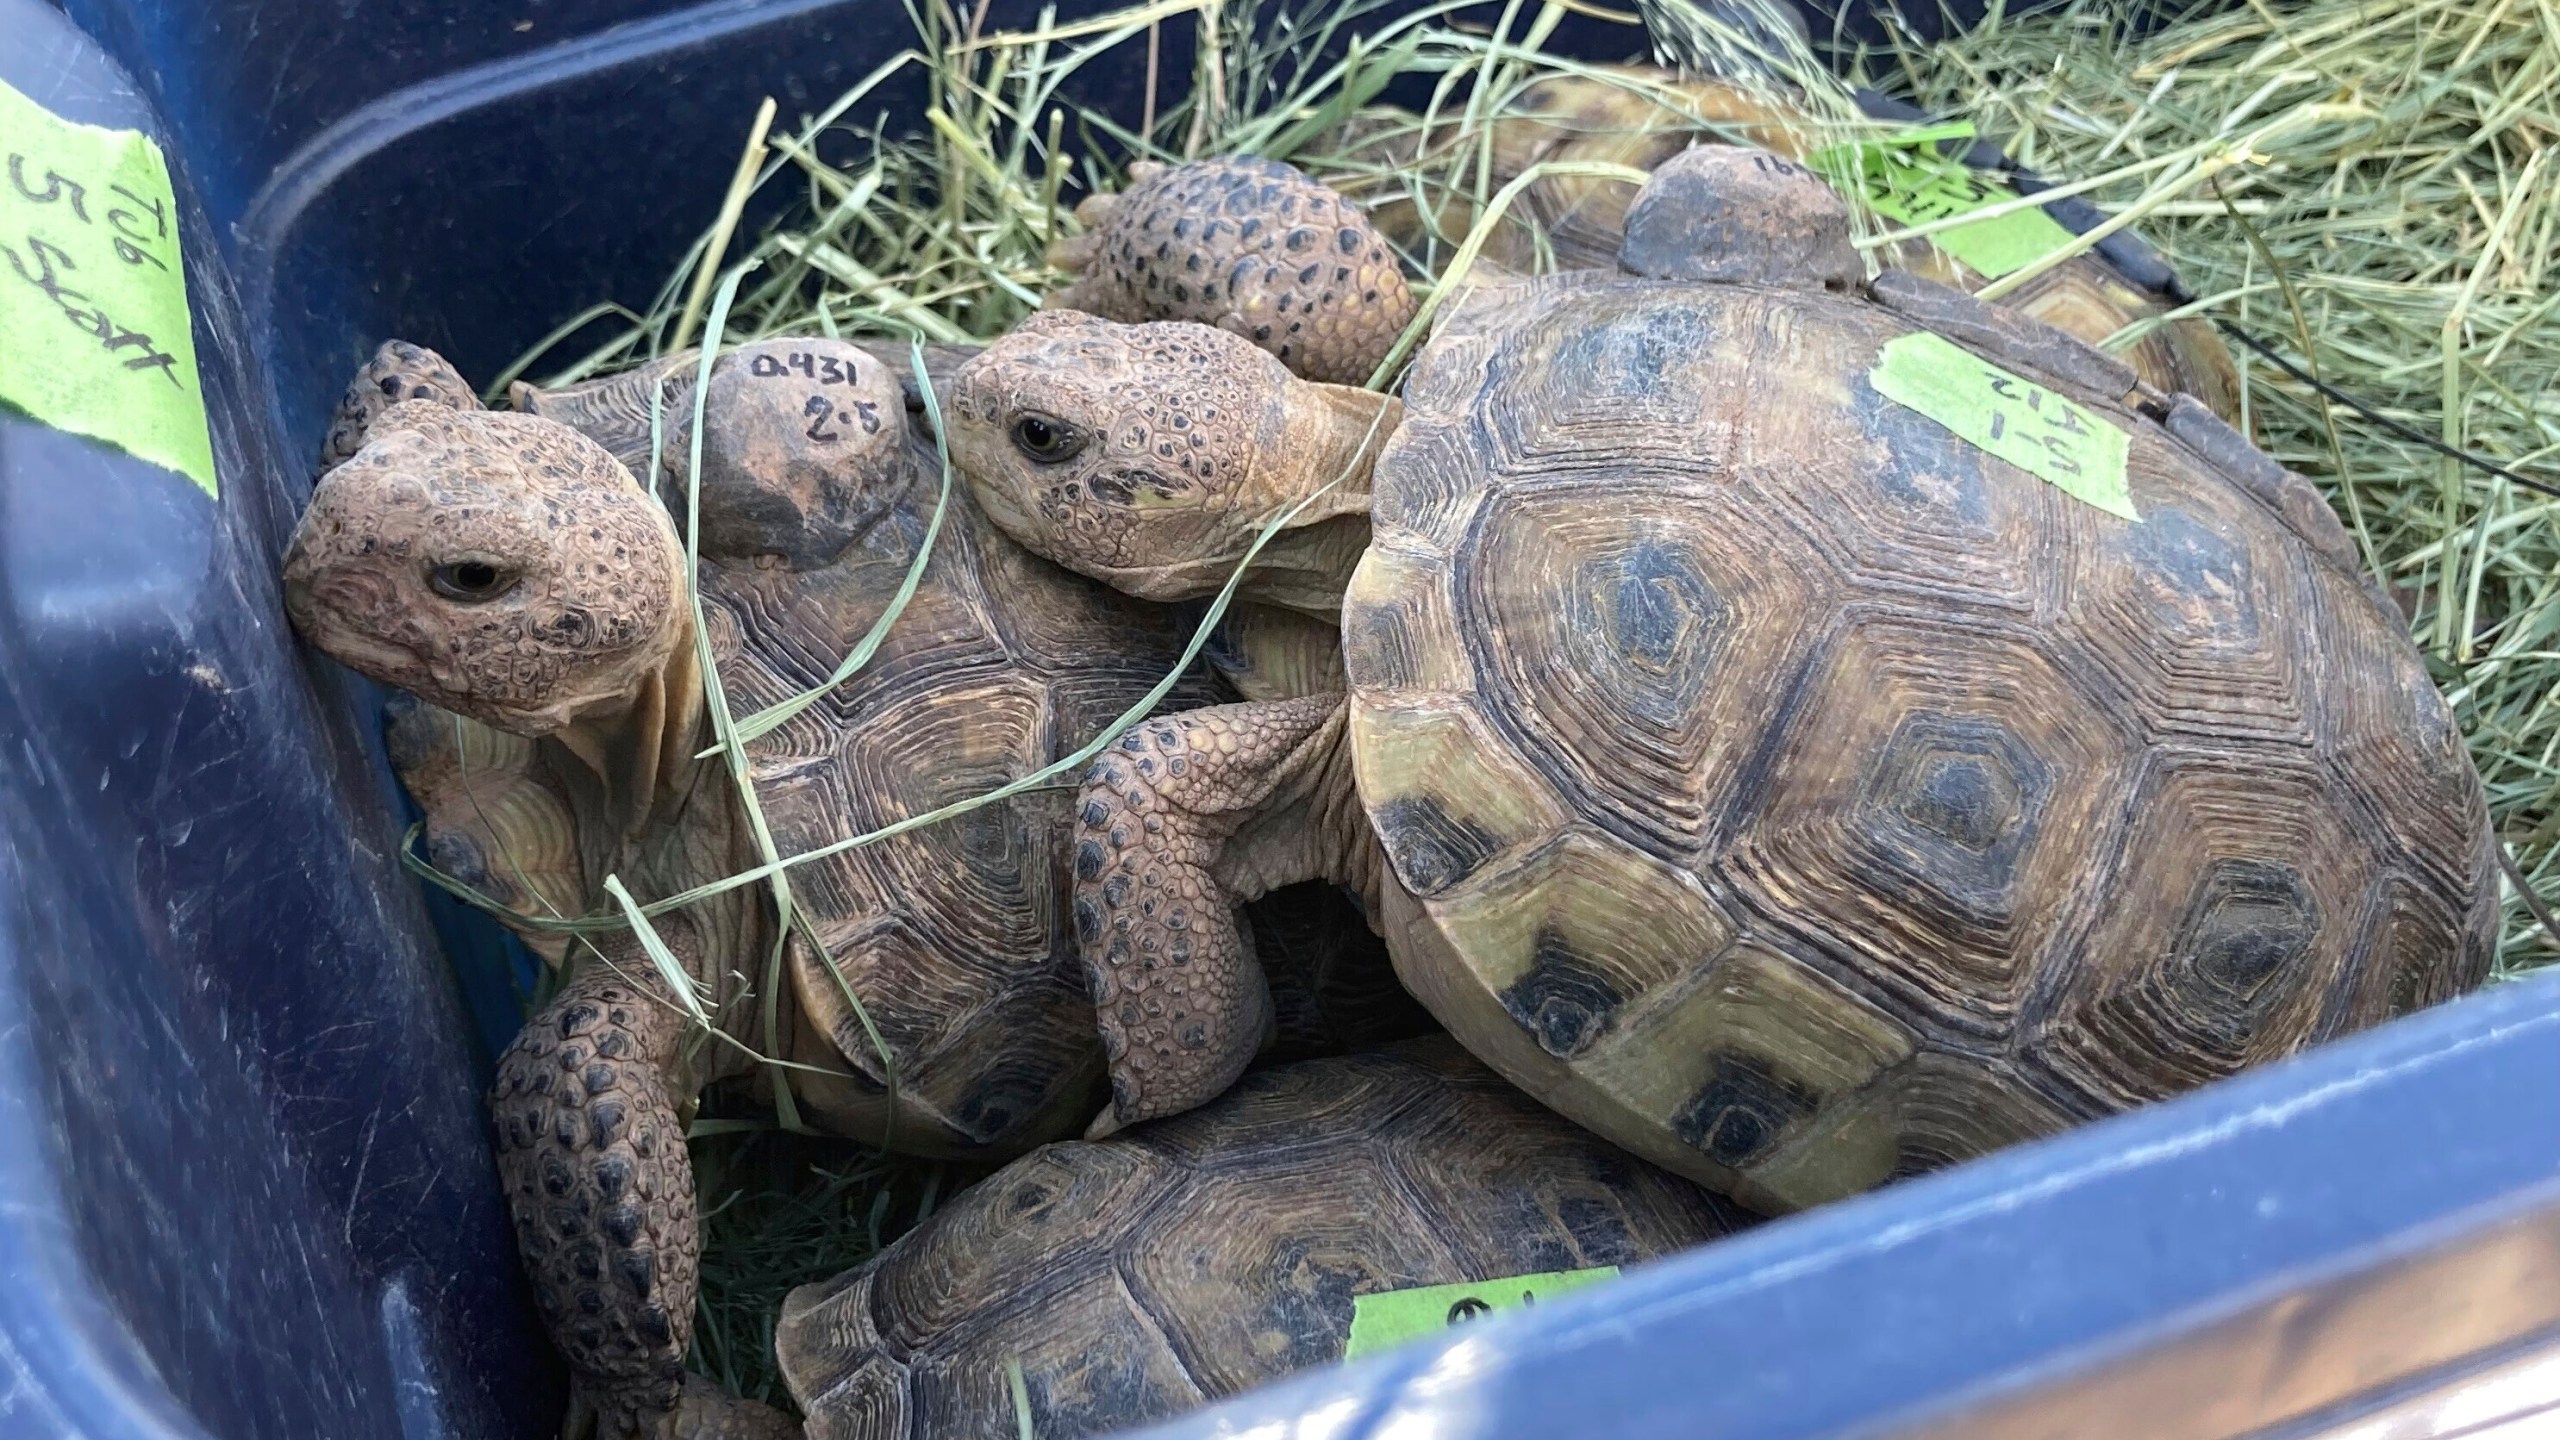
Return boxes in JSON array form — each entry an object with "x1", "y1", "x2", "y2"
[
  {"x1": 284, "y1": 338, "x2": 1422, "y2": 1438},
  {"x1": 772, "y1": 1038, "x2": 1751, "y2": 1439},
  {"x1": 1057, "y1": 71, "x2": 2241, "y2": 422},
  {"x1": 942, "y1": 146, "x2": 2499, "y2": 1214}
]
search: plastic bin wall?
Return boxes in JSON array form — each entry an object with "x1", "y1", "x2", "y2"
[{"x1": 0, "y1": 5, "x2": 550, "y2": 1438}]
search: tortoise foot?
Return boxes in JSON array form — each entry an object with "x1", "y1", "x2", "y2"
[{"x1": 494, "y1": 960, "x2": 700, "y2": 1440}]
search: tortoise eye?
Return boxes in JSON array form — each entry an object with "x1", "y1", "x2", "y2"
[
  {"x1": 1010, "y1": 413, "x2": 1086, "y2": 464},
  {"x1": 429, "y1": 559, "x2": 517, "y2": 603}
]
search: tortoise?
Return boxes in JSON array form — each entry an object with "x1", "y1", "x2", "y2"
[
  {"x1": 283, "y1": 338, "x2": 1425, "y2": 1438},
  {"x1": 939, "y1": 144, "x2": 2500, "y2": 1215},
  {"x1": 773, "y1": 1037, "x2": 1752, "y2": 1439},
  {"x1": 1053, "y1": 74, "x2": 2240, "y2": 422},
  {"x1": 380, "y1": 690, "x2": 586, "y2": 966}
]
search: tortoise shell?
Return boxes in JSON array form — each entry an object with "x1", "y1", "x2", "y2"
[
  {"x1": 704, "y1": 463, "x2": 1227, "y2": 1153},
  {"x1": 1330, "y1": 67, "x2": 2242, "y2": 422},
  {"x1": 381, "y1": 693, "x2": 584, "y2": 968},
  {"x1": 520, "y1": 338, "x2": 1240, "y2": 1155},
  {"x1": 1338, "y1": 270, "x2": 2495, "y2": 1212},
  {"x1": 384, "y1": 337, "x2": 1417, "y2": 1157},
  {"x1": 772, "y1": 1037, "x2": 1749, "y2": 1439}
]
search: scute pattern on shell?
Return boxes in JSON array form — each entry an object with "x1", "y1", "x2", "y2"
[
  {"x1": 703, "y1": 472, "x2": 1233, "y2": 1154},
  {"x1": 772, "y1": 1040, "x2": 1750, "y2": 1440},
  {"x1": 1330, "y1": 68, "x2": 2243, "y2": 421},
  {"x1": 1997, "y1": 261, "x2": 2245, "y2": 424},
  {"x1": 1055, "y1": 156, "x2": 1418, "y2": 385},
  {"x1": 1343, "y1": 270, "x2": 2493, "y2": 1215},
  {"x1": 290, "y1": 336, "x2": 1422, "y2": 1440},
  {"x1": 383, "y1": 695, "x2": 584, "y2": 963}
]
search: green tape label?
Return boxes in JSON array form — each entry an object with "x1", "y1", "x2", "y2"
[
  {"x1": 1813, "y1": 136, "x2": 2078, "y2": 280},
  {"x1": 1871, "y1": 331, "x2": 2136, "y2": 520},
  {"x1": 1342, "y1": 1267, "x2": 1619, "y2": 1360},
  {"x1": 0, "y1": 79, "x2": 215, "y2": 497}
]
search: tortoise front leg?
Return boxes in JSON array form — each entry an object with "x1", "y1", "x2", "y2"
[
  {"x1": 1076, "y1": 693, "x2": 1379, "y2": 1136},
  {"x1": 491, "y1": 940, "x2": 727, "y2": 1439}
]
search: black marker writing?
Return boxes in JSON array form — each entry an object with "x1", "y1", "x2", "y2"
[
  {"x1": 750, "y1": 351, "x2": 861, "y2": 386},
  {"x1": 1975, "y1": 368, "x2": 2101, "y2": 478},
  {"x1": 8, "y1": 153, "x2": 88, "y2": 220},
  {"x1": 3, "y1": 231, "x2": 182, "y2": 383}
]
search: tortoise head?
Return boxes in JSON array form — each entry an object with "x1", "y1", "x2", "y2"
[
  {"x1": 283, "y1": 402, "x2": 690, "y2": 737},
  {"x1": 945, "y1": 310, "x2": 1393, "y2": 606},
  {"x1": 1617, "y1": 143, "x2": 1863, "y2": 289}
]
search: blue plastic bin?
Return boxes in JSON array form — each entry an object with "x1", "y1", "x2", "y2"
[{"x1": 3, "y1": 2, "x2": 2556, "y2": 1438}]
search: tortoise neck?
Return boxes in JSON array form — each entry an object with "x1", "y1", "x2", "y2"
[
  {"x1": 1310, "y1": 715, "x2": 1386, "y2": 915},
  {"x1": 1245, "y1": 379, "x2": 1400, "y2": 619},
  {"x1": 1239, "y1": 515, "x2": 1372, "y2": 621},
  {"x1": 546, "y1": 608, "x2": 710, "y2": 853}
]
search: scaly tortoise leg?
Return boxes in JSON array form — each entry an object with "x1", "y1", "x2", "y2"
[
  {"x1": 1076, "y1": 692, "x2": 1377, "y2": 1136},
  {"x1": 319, "y1": 339, "x2": 482, "y2": 470},
  {"x1": 491, "y1": 936, "x2": 793, "y2": 1439}
]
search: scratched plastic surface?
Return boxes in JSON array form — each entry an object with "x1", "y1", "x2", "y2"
[{"x1": 0, "y1": 5, "x2": 548, "y2": 1438}]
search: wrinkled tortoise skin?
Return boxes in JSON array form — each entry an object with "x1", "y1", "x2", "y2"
[{"x1": 294, "y1": 336, "x2": 1429, "y2": 1440}]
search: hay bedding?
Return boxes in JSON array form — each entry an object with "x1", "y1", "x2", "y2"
[{"x1": 444, "y1": 0, "x2": 2559, "y2": 1404}]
